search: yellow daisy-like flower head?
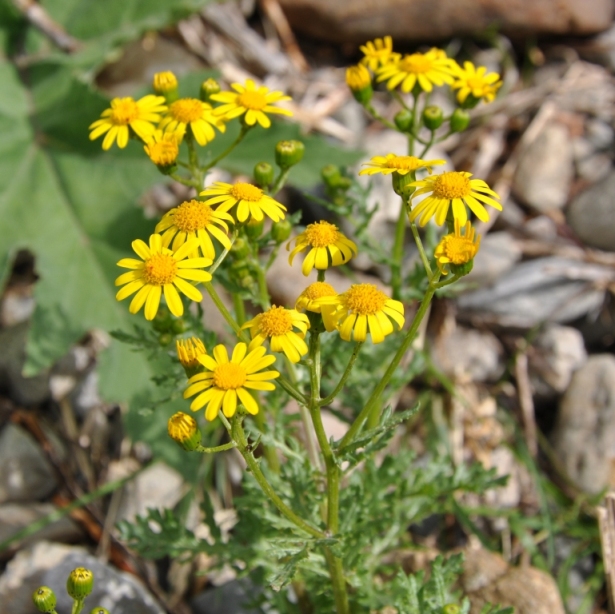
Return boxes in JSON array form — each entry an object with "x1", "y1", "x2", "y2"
[
  {"x1": 452, "y1": 61, "x2": 502, "y2": 106},
  {"x1": 242, "y1": 305, "x2": 310, "y2": 363},
  {"x1": 376, "y1": 48, "x2": 458, "y2": 93},
  {"x1": 287, "y1": 221, "x2": 358, "y2": 276},
  {"x1": 167, "y1": 412, "x2": 202, "y2": 451},
  {"x1": 184, "y1": 343, "x2": 280, "y2": 421},
  {"x1": 144, "y1": 130, "x2": 179, "y2": 168},
  {"x1": 434, "y1": 218, "x2": 481, "y2": 276},
  {"x1": 155, "y1": 199, "x2": 234, "y2": 261},
  {"x1": 335, "y1": 284, "x2": 405, "y2": 344},
  {"x1": 359, "y1": 154, "x2": 446, "y2": 177},
  {"x1": 89, "y1": 95, "x2": 167, "y2": 150},
  {"x1": 295, "y1": 282, "x2": 340, "y2": 332},
  {"x1": 359, "y1": 36, "x2": 399, "y2": 71},
  {"x1": 153, "y1": 71, "x2": 178, "y2": 94},
  {"x1": 176, "y1": 337, "x2": 207, "y2": 369},
  {"x1": 200, "y1": 182, "x2": 286, "y2": 223},
  {"x1": 409, "y1": 171, "x2": 502, "y2": 226},
  {"x1": 159, "y1": 98, "x2": 226, "y2": 146},
  {"x1": 210, "y1": 79, "x2": 293, "y2": 129},
  {"x1": 115, "y1": 234, "x2": 212, "y2": 321}
]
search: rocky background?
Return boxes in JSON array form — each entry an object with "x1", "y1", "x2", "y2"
[{"x1": 1, "y1": 0, "x2": 615, "y2": 613}]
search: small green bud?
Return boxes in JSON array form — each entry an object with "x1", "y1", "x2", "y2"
[
  {"x1": 450, "y1": 108, "x2": 470, "y2": 133},
  {"x1": 335, "y1": 177, "x2": 352, "y2": 191},
  {"x1": 394, "y1": 109, "x2": 414, "y2": 132},
  {"x1": 423, "y1": 105, "x2": 444, "y2": 130},
  {"x1": 275, "y1": 140, "x2": 305, "y2": 169},
  {"x1": 66, "y1": 567, "x2": 94, "y2": 601},
  {"x1": 245, "y1": 217, "x2": 264, "y2": 239},
  {"x1": 33, "y1": 587, "x2": 56, "y2": 613},
  {"x1": 153, "y1": 72, "x2": 179, "y2": 104},
  {"x1": 459, "y1": 93, "x2": 481, "y2": 110},
  {"x1": 239, "y1": 275, "x2": 256, "y2": 290},
  {"x1": 321, "y1": 164, "x2": 342, "y2": 188},
  {"x1": 346, "y1": 65, "x2": 373, "y2": 105},
  {"x1": 171, "y1": 319, "x2": 186, "y2": 335},
  {"x1": 200, "y1": 78, "x2": 221, "y2": 102},
  {"x1": 159, "y1": 333, "x2": 173, "y2": 346},
  {"x1": 442, "y1": 605, "x2": 461, "y2": 614},
  {"x1": 231, "y1": 237, "x2": 251, "y2": 260},
  {"x1": 271, "y1": 220, "x2": 292, "y2": 243},
  {"x1": 253, "y1": 162, "x2": 275, "y2": 188},
  {"x1": 90, "y1": 608, "x2": 110, "y2": 614},
  {"x1": 168, "y1": 412, "x2": 202, "y2": 451}
]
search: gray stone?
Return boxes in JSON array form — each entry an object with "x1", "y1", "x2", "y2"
[
  {"x1": 457, "y1": 257, "x2": 611, "y2": 328},
  {"x1": 0, "y1": 541, "x2": 164, "y2": 614},
  {"x1": 465, "y1": 231, "x2": 522, "y2": 286},
  {"x1": 191, "y1": 577, "x2": 260, "y2": 614},
  {"x1": 513, "y1": 122, "x2": 574, "y2": 212},
  {"x1": 0, "y1": 424, "x2": 57, "y2": 503},
  {"x1": 0, "y1": 322, "x2": 50, "y2": 406},
  {"x1": 567, "y1": 170, "x2": 615, "y2": 251},
  {"x1": 529, "y1": 325, "x2": 587, "y2": 397},
  {"x1": 552, "y1": 354, "x2": 615, "y2": 493},
  {"x1": 586, "y1": 117, "x2": 614, "y2": 150},
  {"x1": 576, "y1": 152, "x2": 612, "y2": 183}
]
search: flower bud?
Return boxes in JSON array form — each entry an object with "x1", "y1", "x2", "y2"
[
  {"x1": 33, "y1": 587, "x2": 56, "y2": 613},
  {"x1": 450, "y1": 108, "x2": 470, "y2": 133},
  {"x1": 450, "y1": 260, "x2": 474, "y2": 277},
  {"x1": 153, "y1": 72, "x2": 178, "y2": 103},
  {"x1": 90, "y1": 609, "x2": 110, "y2": 614},
  {"x1": 442, "y1": 605, "x2": 461, "y2": 614},
  {"x1": 392, "y1": 172, "x2": 415, "y2": 197},
  {"x1": 275, "y1": 140, "x2": 305, "y2": 169},
  {"x1": 254, "y1": 162, "x2": 274, "y2": 188},
  {"x1": 66, "y1": 567, "x2": 94, "y2": 601},
  {"x1": 321, "y1": 164, "x2": 342, "y2": 188},
  {"x1": 200, "y1": 78, "x2": 221, "y2": 102},
  {"x1": 159, "y1": 333, "x2": 173, "y2": 347},
  {"x1": 271, "y1": 220, "x2": 292, "y2": 243},
  {"x1": 394, "y1": 109, "x2": 414, "y2": 132},
  {"x1": 345, "y1": 64, "x2": 373, "y2": 105},
  {"x1": 423, "y1": 105, "x2": 444, "y2": 131},
  {"x1": 168, "y1": 412, "x2": 202, "y2": 451},
  {"x1": 245, "y1": 217, "x2": 264, "y2": 239},
  {"x1": 176, "y1": 337, "x2": 206, "y2": 376},
  {"x1": 231, "y1": 237, "x2": 251, "y2": 259}
]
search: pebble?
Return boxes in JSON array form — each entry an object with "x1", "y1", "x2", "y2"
[
  {"x1": 191, "y1": 577, "x2": 260, "y2": 614},
  {"x1": 465, "y1": 231, "x2": 522, "y2": 286}
]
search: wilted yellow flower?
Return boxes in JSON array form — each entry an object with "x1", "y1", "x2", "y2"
[
  {"x1": 287, "y1": 221, "x2": 358, "y2": 276},
  {"x1": 159, "y1": 98, "x2": 226, "y2": 146},
  {"x1": 144, "y1": 130, "x2": 179, "y2": 167},
  {"x1": 211, "y1": 79, "x2": 293, "y2": 128},
  {"x1": 334, "y1": 284, "x2": 404, "y2": 344},
  {"x1": 408, "y1": 171, "x2": 502, "y2": 226},
  {"x1": 376, "y1": 48, "x2": 458, "y2": 93},
  {"x1": 359, "y1": 154, "x2": 446, "y2": 177},
  {"x1": 360, "y1": 36, "x2": 399, "y2": 71},
  {"x1": 115, "y1": 234, "x2": 212, "y2": 320},
  {"x1": 89, "y1": 95, "x2": 166, "y2": 150},
  {"x1": 452, "y1": 61, "x2": 502, "y2": 105},
  {"x1": 184, "y1": 343, "x2": 279, "y2": 421},
  {"x1": 295, "y1": 282, "x2": 340, "y2": 332},
  {"x1": 200, "y1": 182, "x2": 286, "y2": 223},
  {"x1": 434, "y1": 219, "x2": 481, "y2": 275}
]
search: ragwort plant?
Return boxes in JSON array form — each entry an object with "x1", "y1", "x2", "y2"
[{"x1": 99, "y1": 39, "x2": 513, "y2": 613}]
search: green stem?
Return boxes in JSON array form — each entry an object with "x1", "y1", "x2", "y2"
[
  {"x1": 255, "y1": 267, "x2": 271, "y2": 309},
  {"x1": 339, "y1": 273, "x2": 441, "y2": 451},
  {"x1": 232, "y1": 293, "x2": 246, "y2": 325},
  {"x1": 390, "y1": 197, "x2": 407, "y2": 301},
  {"x1": 204, "y1": 282, "x2": 248, "y2": 342},
  {"x1": 253, "y1": 411, "x2": 281, "y2": 473},
  {"x1": 270, "y1": 167, "x2": 291, "y2": 196},
  {"x1": 277, "y1": 375, "x2": 307, "y2": 405},
  {"x1": 408, "y1": 93, "x2": 420, "y2": 155},
  {"x1": 71, "y1": 600, "x2": 85, "y2": 614},
  {"x1": 365, "y1": 104, "x2": 397, "y2": 131},
  {"x1": 317, "y1": 270, "x2": 326, "y2": 282},
  {"x1": 324, "y1": 549, "x2": 350, "y2": 614},
  {"x1": 195, "y1": 442, "x2": 237, "y2": 454},
  {"x1": 209, "y1": 230, "x2": 237, "y2": 274},
  {"x1": 432, "y1": 274, "x2": 461, "y2": 289},
  {"x1": 409, "y1": 222, "x2": 433, "y2": 277},
  {"x1": 186, "y1": 134, "x2": 203, "y2": 187},
  {"x1": 320, "y1": 342, "x2": 363, "y2": 406},
  {"x1": 222, "y1": 414, "x2": 324, "y2": 539},
  {"x1": 419, "y1": 133, "x2": 436, "y2": 158},
  {"x1": 204, "y1": 125, "x2": 251, "y2": 171},
  {"x1": 169, "y1": 173, "x2": 200, "y2": 189}
]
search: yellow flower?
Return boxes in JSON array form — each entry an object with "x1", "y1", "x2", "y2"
[
  {"x1": 452, "y1": 61, "x2": 502, "y2": 105},
  {"x1": 360, "y1": 36, "x2": 399, "y2": 71},
  {"x1": 376, "y1": 48, "x2": 458, "y2": 93},
  {"x1": 144, "y1": 130, "x2": 179, "y2": 167},
  {"x1": 287, "y1": 221, "x2": 358, "y2": 276},
  {"x1": 153, "y1": 71, "x2": 178, "y2": 94},
  {"x1": 89, "y1": 95, "x2": 167, "y2": 150},
  {"x1": 434, "y1": 218, "x2": 481, "y2": 275},
  {"x1": 200, "y1": 182, "x2": 286, "y2": 223},
  {"x1": 346, "y1": 64, "x2": 371, "y2": 91},
  {"x1": 115, "y1": 234, "x2": 212, "y2": 320},
  {"x1": 359, "y1": 154, "x2": 446, "y2": 177},
  {"x1": 295, "y1": 282, "x2": 340, "y2": 332},
  {"x1": 408, "y1": 171, "x2": 502, "y2": 226},
  {"x1": 176, "y1": 337, "x2": 207, "y2": 369},
  {"x1": 167, "y1": 412, "x2": 202, "y2": 451},
  {"x1": 155, "y1": 199, "x2": 234, "y2": 260},
  {"x1": 184, "y1": 343, "x2": 279, "y2": 421},
  {"x1": 159, "y1": 98, "x2": 226, "y2": 146},
  {"x1": 335, "y1": 284, "x2": 405, "y2": 344},
  {"x1": 210, "y1": 79, "x2": 293, "y2": 128},
  {"x1": 242, "y1": 305, "x2": 310, "y2": 363}
]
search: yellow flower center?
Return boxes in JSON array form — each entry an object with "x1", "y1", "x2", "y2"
[
  {"x1": 213, "y1": 362, "x2": 247, "y2": 389},
  {"x1": 258, "y1": 305, "x2": 294, "y2": 336},
  {"x1": 110, "y1": 98, "x2": 140, "y2": 125},
  {"x1": 304, "y1": 221, "x2": 340, "y2": 247},
  {"x1": 432, "y1": 172, "x2": 471, "y2": 199},
  {"x1": 439, "y1": 235, "x2": 478, "y2": 264},
  {"x1": 146, "y1": 139, "x2": 178, "y2": 166},
  {"x1": 237, "y1": 90, "x2": 267, "y2": 110},
  {"x1": 169, "y1": 98, "x2": 204, "y2": 123},
  {"x1": 386, "y1": 155, "x2": 424, "y2": 171},
  {"x1": 230, "y1": 183, "x2": 263, "y2": 202},
  {"x1": 168, "y1": 412, "x2": 197, "y2": 442},
  {"x1": 172, "y1": 200, "x2": 214, "y2": 232},
  {"x1": 303, "y1": 282, "x2": 336, "y2": 300},
  {"x1": 399, "y1": 54, "x2": 433, "y2": 74},
  {"x1": 344, "y1": 284, "x2": 388, "y2": 315},
  {"x1": 143, "y1": 253, "x2": 178, "y2": 285}
]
